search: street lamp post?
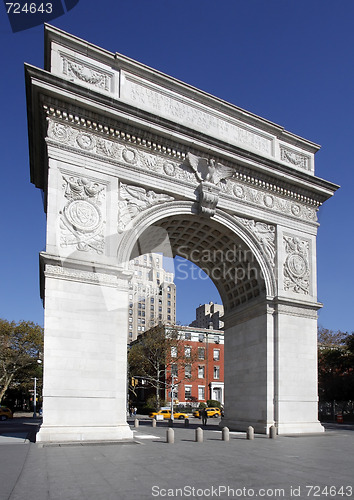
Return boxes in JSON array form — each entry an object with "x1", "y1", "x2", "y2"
[{"x1": 33, "y1": 377, "x2": 37, "y2": 418}]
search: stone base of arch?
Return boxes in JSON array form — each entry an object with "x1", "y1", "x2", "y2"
[
  {"x1": 220, "y1": 298, "x2": 324, "y2": 435},
  {"x1": 36, "y1": 424, "x2": 133, "y2": 443},
  {"x1": 36, "y1": 253, "x2": 134, "y2": 444}
]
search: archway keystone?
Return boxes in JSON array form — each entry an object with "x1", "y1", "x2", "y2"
[{"x1": 25, "y1": 25, "x2": 338, "y2": 441}]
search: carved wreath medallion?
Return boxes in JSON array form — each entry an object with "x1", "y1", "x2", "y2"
[
  {"x1": 60, "y1": 175, "x2": 105, "y2": 254},
  {"x1": 283, "y1": 235, "x2": 310, "y2": 294}
]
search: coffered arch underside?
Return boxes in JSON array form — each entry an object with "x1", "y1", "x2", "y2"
[{"x1": 117, "y1": 202, "x2": 276, "y2": 314}]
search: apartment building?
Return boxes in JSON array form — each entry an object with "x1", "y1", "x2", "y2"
[
  {"x1": 127, "y1": 253, "x2": 176, "y2": 342},
  {"x1": 189, "y1": 301, "x2": 224, "y2": 330},
  {"x1": 165, "y1": 325, "x2": 224, "y2": 406}
]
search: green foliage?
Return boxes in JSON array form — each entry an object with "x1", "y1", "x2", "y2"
[
  {"x1": 206, "y1": 399, "x2": 222, "y2": 408},
  {"x1": 0, "y1": 319, "x2": 43, "y2": 404},
  {"x1": 318, "y1": 327, "x2": 354, "y2": 402}
]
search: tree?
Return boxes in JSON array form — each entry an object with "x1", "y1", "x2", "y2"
[
  {"x1": 128, "y1": 325, "x2": 196, "y2": 409},
  {"x1": 318, "y1": 327, "x2": 354, "y2": 402},
  {"x1": 0, "y1": 319, "x2": 44, "y2": 404}
]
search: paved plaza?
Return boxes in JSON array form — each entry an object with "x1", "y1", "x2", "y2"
[{"x1": 0, "y1": 417, "x2": 353, "y2": 500}]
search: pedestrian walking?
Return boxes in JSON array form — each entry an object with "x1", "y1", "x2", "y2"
[{"x1": 201, "y1": 407, "x2": 208, "y2": 426}]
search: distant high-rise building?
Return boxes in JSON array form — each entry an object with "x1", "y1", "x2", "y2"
[
  {"x1": 189, "y1": 302, "x2": 224, "y2": 330},
  {"x1": 127, "y1": 253, "x2": 176, "y2": 342}
]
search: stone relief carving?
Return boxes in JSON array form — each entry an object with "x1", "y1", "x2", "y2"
[
  {"x1": 61, "y1": 53, "x2": 113, "y2": 92},
  {"x1": 118, "y1": 183, "x2": 174, "y2": 232},
  {"x1": 46, "y1": 114, "x2": 319, "y2": 224},
  {"x1": 280, "y1": 146, "x2": 310, "y2": 171},
  {"x1": 186, "y1": 152, "x2": 235, "y2": 216},
  {"x1": 60, "y1": 175, "x2": 105, "y2": 254},
  {"x1": 226, "y1": 179, "x2": 317, "y2": 222},
  {"x1": 45, "y1": 264, "x2": 119, "y2": 287},
  {"x1": 283, "y1": 235, "x2": 310, "y2": 294},
  {"x1": 235, "y1": 216, "x2": 276, "y2": 267},
  {"x1": 186, "y1": 152, "x2": 234, "y2": 185}
]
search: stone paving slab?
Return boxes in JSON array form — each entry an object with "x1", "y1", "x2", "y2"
[{"x1": 1, "y1": 421, "x2": 353, "y2": 500}]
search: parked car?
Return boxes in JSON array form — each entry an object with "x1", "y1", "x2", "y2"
[
  {"x1": 193, "y1": 407, "x2": 221, "y2": 418},
  {"x1": 0, "y1": 407, "x2": 13, "y2": 421},
  {"x1": 149, "y1": 409, "x2": 189, "y2": 420}
]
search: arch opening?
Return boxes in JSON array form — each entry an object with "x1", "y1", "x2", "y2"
[{"x1": 127, "y1": 213, "x2": 268, "y2": 318}]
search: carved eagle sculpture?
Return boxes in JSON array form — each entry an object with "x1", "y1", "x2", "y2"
[{"x1": 186, "y1": 152, "x2": 234, "y2": 185}]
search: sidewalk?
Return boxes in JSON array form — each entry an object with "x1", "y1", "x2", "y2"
[{"x1": 0, "y1": 418, "x2": 353, "y2": 500}]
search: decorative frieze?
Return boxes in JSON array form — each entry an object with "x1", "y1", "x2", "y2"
[
  {"x1": 280, "y1": 146, "x2": 310, "y2": 172},
  {"x1": 283, "y1": 235, "x2": 311, "y2": 295},
  {"x1": 60, "y1": 52, "x2": 114, "y2": 92},
  {"x1": 118, "y1": 183, "x2": 174, "y2": 232},
  {"x1": 45, "y1": 108, "x2": 320, "y2": 225},
  {"x1": 45, "y1": 264, "x2": 121, "y2": 287},
  {"x1": 227, "y1": 180, "x2": 318, "y2": 223},
  {"x1": 123, "y1": 75, "x2": 274, "y2": 157},
  {"x1": 60, "y1": 175, "x2": 106, "y2": 254}
]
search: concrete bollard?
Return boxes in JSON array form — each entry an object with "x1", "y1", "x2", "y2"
[
  {"x1": 269, "y1": 425, "x2": 277, "y2": 439},
  {"x1": 195, "y1": 427, "x2": 203, "y2": 442},
  {"x1": 247, "y1": 426, "x2": 254, "y2": 440},
  {"x1": 184, "y1": 418, "x2": 189, "y2": 428},
  {"x1": 134, "y1": 418, "x2": 139, "y2": 428},
  {"x1": 222, "y1": 426, "x2": 230, "y2": 441},
  {"x1": 167, "y1": 427, "x2": 174, "y2": 443},
  {"x1": 152, "y1": 418, "x2": 156, "y2": 428}
]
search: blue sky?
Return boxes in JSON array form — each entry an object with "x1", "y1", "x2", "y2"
[{"x1": 0, "y1": 0, "x2": 352, "y2": 332}]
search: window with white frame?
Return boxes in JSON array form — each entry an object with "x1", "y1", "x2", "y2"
[
  {"x1": 171, "y1": 346, "x2": 177, "y2": 358},
  {"x1": 185, "y1": 346, "x2": 191, "y2": 358},
  {"x1": 213, "y1": 349, "x2": 220, "y2": 361},
  {"x1": 198, "y1": 386, "x2": 205, "y2": 400},
  {"x1": 198, "y1": 347, "x2": 205, "y2": 360},
  {"x1": 171, "y1": 364, "x2": 178, "y2": 377},
  {"x1": 213, "y1": 366, "x2": 220, "y2": 379},
  {"x1": 198, "y1": 365, "x2": 205, "y2": 378},
  {"x1": 185, "y1": 364, "x2": 192, "y2": 378},
  {"x1": 185, "y1": 385, "x2": 192, "y2": 399}
]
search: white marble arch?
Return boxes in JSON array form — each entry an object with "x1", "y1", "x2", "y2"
[
  {"x1": 25, "y1": 25, "x2": 339, "y2": 442},
  {"x1": 116, "y1": 201, "x2": 323, "y2": 434}
]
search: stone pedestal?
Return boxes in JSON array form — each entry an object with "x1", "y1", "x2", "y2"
[{"x1": 37, "y1": 254, "x2": 133, "y2": 443}]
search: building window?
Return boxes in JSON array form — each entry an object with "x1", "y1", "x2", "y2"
[
  {"x1": 213, "y1": 349, "x2": 220, "y2": 361},
  {"x1": 129, "y1": 317, "x2": 132, "y2": 323},
  {"x1": 185, "y1": 386, "x2": 192, "y2": 399},
  {"x1": 198, "y1": 365, "x2": 205, "y2": 378},
  {"x1": 185, "y1": 346, "x2": 191, "y2": 358},
  {"x1": 214, "y1": 335, "x2": 220, "y2": 344},
  {"x1": 171, "y1": 364, "x2": 178, "y2": 377},
  {"x1": 214, "y1": 366, "x2": 220, "y2": 379},
  {"x1": 171, "y1": 346, "x2": 177, "y2": 358},
  {"x1": 129, "y1": 324, "x2": 132, "y2": 330},
  {"x1": 167, "y1": 286, "x2": 171, "y2": 291},
  {"x1": 185, "y1": 365, "x2": 192, "y2": 378},
  {"x1": 198, "y1": 386, "x2": 205, "y2": 400},
  {"x1": 199, "y1": 333, "x2": 204, "y2": 342},
  {"x1": 198, "y1": 347, "x2": 205, "y2": 360},
  {"x1": 129, "y1": 309, "x2": 133, "y2": 316},
  {"x1": 185, "y1": 332, "x2": 191, "y2": 340}
]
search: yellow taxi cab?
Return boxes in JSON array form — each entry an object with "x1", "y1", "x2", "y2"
[
  {"x1": 149, "y1": 409, "x2": 189, "y2": 420},
  {"x1": 0, "y1": 407, "x2": 13, "y2": 421},
  {"x1": 193, "y1": 407, "x2": 221, "y2": 418}
]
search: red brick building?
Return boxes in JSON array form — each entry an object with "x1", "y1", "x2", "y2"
[{"x1": 164, "y1": 325, "x2": 224, "y2": 406}]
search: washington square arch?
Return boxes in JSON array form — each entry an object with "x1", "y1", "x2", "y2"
[{"x1": 25, "y1": 25, "x2": 338, "y2": 443}]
